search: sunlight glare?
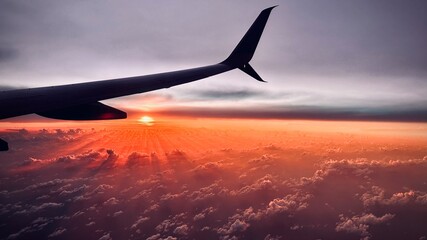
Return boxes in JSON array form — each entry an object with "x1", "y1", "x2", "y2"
[{"x1": 138, "y1": 116, "x2": 154, "y2": 126}]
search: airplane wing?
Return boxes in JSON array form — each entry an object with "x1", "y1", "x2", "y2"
[{"x1": 0, "y1": 6, "x2": 276, "y2": 151}]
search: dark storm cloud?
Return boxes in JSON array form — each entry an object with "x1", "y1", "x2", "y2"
[{"x1": 157, "y1": 105, "x2": 427, "y2": 122}]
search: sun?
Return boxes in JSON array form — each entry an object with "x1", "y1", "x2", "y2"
[{"x1": 138, "y1": 116, "x2": 154, "y2": 126}]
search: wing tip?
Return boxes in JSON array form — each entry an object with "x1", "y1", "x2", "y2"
[
  {"x1": 264, "y1": 5, "x2": 278, "y2": 11},
  {"x1": 221, "y1": 6, "x2": 277, "y2": 68}
]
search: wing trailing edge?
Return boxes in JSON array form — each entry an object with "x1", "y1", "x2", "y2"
[
  {"x1": 37, "y1": 102, "x2": 127, "y2": 120},
  {"x1": 0, "y1": 139, "x2": 8, "y2": 151}
]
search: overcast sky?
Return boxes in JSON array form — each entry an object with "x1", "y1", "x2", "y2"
[{"x1": 1, "y1": 0, "x2": 426, "y2": 121}]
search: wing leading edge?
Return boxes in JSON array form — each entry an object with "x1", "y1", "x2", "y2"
[{"x1": 0, "y1": 6, "x2": 276, "y2": 151}]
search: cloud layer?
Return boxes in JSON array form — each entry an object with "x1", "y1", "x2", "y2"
[{"x1": 1, "y1": 122, "x2": 426, "y2": 239}]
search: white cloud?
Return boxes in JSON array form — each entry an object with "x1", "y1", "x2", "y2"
[
  {"x1": 89, "y1": 184, "x2": 113, "y2": 195},
  {"x1": 131, "y1": 216, "x2": 150, "y2": 230},
  {"x1": 48, "y1": 228, "x2": 66, "y2": 238},
  {"x1": 226, "y1": 219, "x2": 249, "y2": 234},
  {"x1": 230, "y1": 174, "x2": 277, "y2": 196},
  {"x1": 173, "y1": 224, "x2": 189, "y2": 235},
  {"x1": 264, "y1": 192, "x2": 312, "y2": 215},
  {"x1": 103, "y1": 197, "x2": 119, "y2": 206},
  {"x1": 113, "y1": 210, "x2": 123, "y2": 217},
  {"x1": 336, "y1": 213, "x2": 394, "y2": 239},
  {"x1": 361, "y1": 186, "x2": 427, "y2": 207},
  {"x1": 16, "y1": 202, "x2": 64, "y2": 215},
  {"x1": 193, "y1": 207, "x2": 216, "y2": 221},
  {"x1": 98, "y1": 233, "x2": 112, "y2": 240}
]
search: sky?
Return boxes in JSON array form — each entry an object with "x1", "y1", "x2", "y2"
[
  {"x1": 0, "y1": 0, "x2": 426, "y2": 122},
  {"x1": 1, "y1": 1, "x2": 427, "y2": 240}
]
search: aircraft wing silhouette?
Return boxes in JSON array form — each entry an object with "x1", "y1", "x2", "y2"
[{"x1": 0, "y1": 6, "x2": 276, "y2": 151}]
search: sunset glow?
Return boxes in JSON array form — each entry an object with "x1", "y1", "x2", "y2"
[
  {"x1": 138, "y1": 116, "x2": 154, "y2": 126},
  {"x1": 1, "y1": 1, "x2": 427, "y2": 239},
  {"x1": 1, "y1": 119, "x2": 427, "y2": 239}
]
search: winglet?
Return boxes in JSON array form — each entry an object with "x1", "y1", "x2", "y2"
[
  {"x1": 221, "y1": 6, "x2": 277, "y2": 77},
  {"x1": 239, "y1": 63, "x2": 266, "y2": 82}
]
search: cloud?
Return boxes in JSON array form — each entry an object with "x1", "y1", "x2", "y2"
[
  {"x1": 15, "y1": 202, "x2": 64, "y2": 215},
  {"x1": 9, "y1": 178, "x2": 78, "y2": 194},
  {"x1": 71, "y1": 211, "x2": 84, "y2": 218},
  {"x1": 156, "y1": 105, "x2": 427, "y2": 122},
  {"x1": 155, "y1": 219, "x2": 176, "y2": 234},
  {"x1": 188, "y1": 182, "x2": 227, "y2": 203},
  {"x1": 1, "y1": 123, "x2": 427, "y2": 239},
  {"x1": 0, "y1": 47, "x2": 17, "y2": 63},
  {"x1": 126, "y1": 152, "x2": 150, "y2": 167},
  {"x1": 131, "y1": 216, "x2": 150, "y2": 230},
  {"x1": 185, "y1": 88, "x2": 267, "y2": 100},
  {"x1": 191, "y1": 161, "x2": 225, "y2": 180},
  {"x1": 86, "y1": 221, "x2": 95, "y2": 227},
  {"x1": 264, "y1": 192, "x2": 312, "y2": 215},
  {"x1": 48, "y1": 228, "x2": 66, "y2": 238},
  {"x1": 103, "y1": 197, "x2": 119, "y2": 206},
  {"x1": 336, "y1": 213, "x2": 394, "y2": 239},
  {"x1": 173, "y1": 224, "x2": 189, "y2": 236},
  {"x1": 88, "y1": 184, "x2": 113, "y2": 195},
  {"x1": 361, "y1": 187, "x2": 427, "y2": 207},
  {"x1": 160, "y1": 191, "x2": 188, "y2": 202},
  {"x1": 98, "y1": 233, "x2": 112, "y2": 240},
  {"x1": 225, "y1": 219, "x2": 249, "y2": 234},
  {"x1": 147, "y1": 236, "x2": 177, "y2": 240},
  {"x1": 55, "y1": 151, "x2": 102, "y2": 164},
  {"x1": 98, "y1": 149, "x2": 119, "y2": 169},
  {"x1": 146, "y1": 234, "x2": 161, "y2": 240},
  {"x1": 7, "y1": 227, "x2": 31, "y2": 240},
  {"x1": 166, "y1": 149, "x2": 187, "y2": 163},
  {"x1": 58, "y1": 185, "x2": 88, "y2": 197},
  {"x1": 193, "y1": 207, "x2": 216, "y2": 221},
  {"x1": 230, "y1": 174, "x2": 277, "y2": 196},
  {"x1": 263, "y1": 234, "x2": 282, "y2": 240},
  {"x1": 5, "y1": 128, "x2": 84, "y2": 143}
]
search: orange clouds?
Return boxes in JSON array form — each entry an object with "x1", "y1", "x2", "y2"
[{"x1": 1, "y1": 119, "x2": 427, "y2": 239}]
